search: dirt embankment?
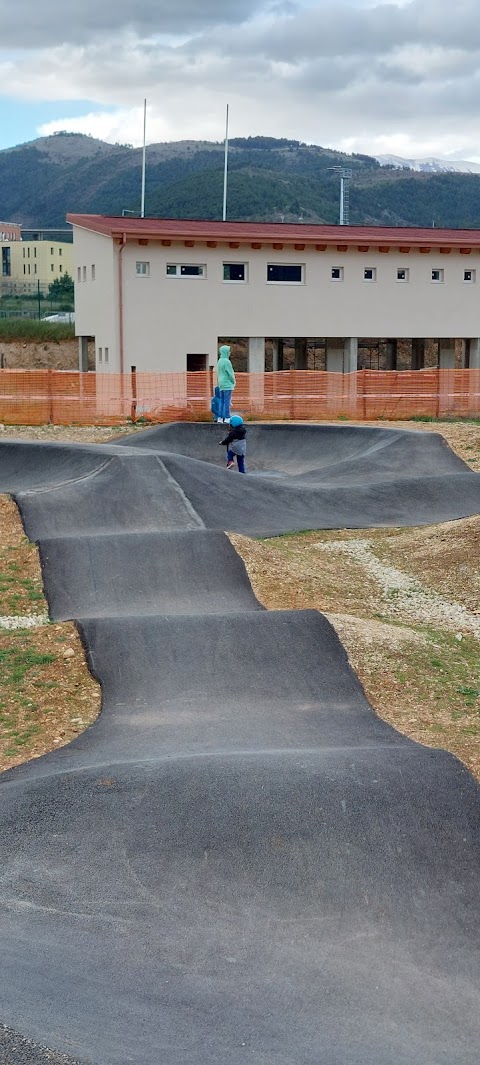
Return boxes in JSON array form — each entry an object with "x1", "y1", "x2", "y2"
[{"x1": 0, "y1": 338, "x2": 95, "y2": 370}]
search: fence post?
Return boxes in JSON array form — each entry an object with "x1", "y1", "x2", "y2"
[
  {"x1": 361, "y1": 370, "x2": 367, "y2": 420},
  {"x1": 47, "y1": 369, "x2": 54, "y2": 424},
  {"x1": 130, "y1": 365, "x2": 137, "y2": 423}
]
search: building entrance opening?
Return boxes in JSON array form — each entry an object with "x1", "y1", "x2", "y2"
[{"x1": 187, "y1": 354, "x2": 208, "y2": 372}]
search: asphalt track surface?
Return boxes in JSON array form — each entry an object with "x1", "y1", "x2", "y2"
[{"x1": 1, "y1": 423, "x2": 480, "y2": 1065}]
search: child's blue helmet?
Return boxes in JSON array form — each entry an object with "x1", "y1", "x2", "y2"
[{"x1": 230, "y1": 415, "x2": 244, "y2": 427}]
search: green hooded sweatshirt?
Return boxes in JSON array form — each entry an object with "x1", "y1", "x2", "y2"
[{"x1": 217, "y1": 345, "x2": 236, "y2": 390}]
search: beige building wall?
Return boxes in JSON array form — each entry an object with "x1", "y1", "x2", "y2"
[
  {"x1": 73, "y1": 226, "x2": 119, "y2": 371},
  {"x1": 72, "y1": 227, "x2": 480, "y2": 373}
]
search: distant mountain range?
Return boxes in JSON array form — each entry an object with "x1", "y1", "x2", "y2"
[
  {"x1": 1, "y1": 132, "x2": 480, "y2": 230},
  {"x1": 376, "y1": 154, "x2": 480, "y2": 175}
]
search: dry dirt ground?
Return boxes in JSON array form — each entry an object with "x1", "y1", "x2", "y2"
[
  {"x1": 0, "y1": 418, "x2": 479, "y2": 779},
  {"x1": 0, "y1": 338, "x2": 94, "y2": 370}
]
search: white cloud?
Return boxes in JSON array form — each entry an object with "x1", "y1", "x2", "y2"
[
  {"x1": 2, "y1": 0, "x2": 480, "y2": 160},
  {"x1": 38, "y1": 108, "x2": 171, "y2": 146}
]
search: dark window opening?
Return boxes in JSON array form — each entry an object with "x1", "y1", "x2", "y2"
[
  {"x1": 181, "y1": 264, "x2": 204, "y2": 276},
  {"x1": 187, "y1": 353, "x2": 208, "y2": 372},
  {"x1": 2, "y1": 247, "x2": 11, "y2": 277},
  {"x1": 224, "y1": 263, "x2": 246, "y2": 281},
  {"x1": 267, "y1": 264, "x2": 303, "y2": 283}
]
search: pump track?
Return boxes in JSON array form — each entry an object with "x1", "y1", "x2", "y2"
[{"x1": 1, "y1": 423, "x2": 480, "y2": 1065}]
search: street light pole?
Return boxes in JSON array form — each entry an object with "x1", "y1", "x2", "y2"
[
  {"x1": 141, "y1": 98, "x2": 147, "y2": 218},
  {"x1": 223, "y1": 104, "x2": 229, "y2": 222},
  {"x1": 327, "y1": 167, "x2": 352, "y2": 225}
]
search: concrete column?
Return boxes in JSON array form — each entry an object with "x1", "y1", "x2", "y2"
[
  {"x1": 468, "y1": 339, "x2": 480, "y2": 369},
  {"x1": 437, "y1": 339, "x2": 456, "y2": 417},
  {"x1": 78, "y1": 336, "x2": 89, "y2": 372},
  {"x1": 248, "y1": 337, "x2": 265, "y2": 413},
  {"x1": 294, "y1": 337, "x2": 308, "y2": 370},
  {"x1": 344, "y1": 337, "x2": 358, "y2": 374},
  {"x1": 247, "y1": 337, "x2": 266, "y2": 373},
  {"x1": 438, "y1": 339, "x2": 455, "y2": 370},
  {"x1": 272, "y1": 339, "x2": 279, "y2": 373},
  {"x1": 325, "y1": 337, "x2": 345, "y2": 374},
  {"x1": 411, "y1": 338, "x2": 425, "y2": 370},
  {"x1": 385, "y1": 339, "x2": 398, "y2": 371}
]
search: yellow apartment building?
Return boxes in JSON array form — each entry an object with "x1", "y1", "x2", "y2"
[{"x1": 1, "y1": 240, "x2": 74, "y2": 293}]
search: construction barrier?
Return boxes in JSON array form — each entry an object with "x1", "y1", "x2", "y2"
[{"x1": 0, "y1": 368, "x2": 479, "y2": 425}]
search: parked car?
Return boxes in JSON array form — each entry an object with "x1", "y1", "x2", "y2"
[{"x1": 42, "y1": 312, "x2": 75, "y2": 323}]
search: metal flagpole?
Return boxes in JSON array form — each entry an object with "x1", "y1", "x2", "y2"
[
  {"x1": 141, "y1": 99, "x2": 147, "y2": 218},
  {"x1": 222, "y1": 104, "x2": 229, "y2": 222}
]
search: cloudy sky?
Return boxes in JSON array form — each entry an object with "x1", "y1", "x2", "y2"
[{"x1": 1, "y1": 0, "x2": 480, "y2": 160}]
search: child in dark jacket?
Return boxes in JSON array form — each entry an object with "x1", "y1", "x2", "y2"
[
  {"x1": 219, "y1": 415, "x2": 247, "y2": 473},
  {"x1": 211, "y1": 386, "x2": 221, "y2": 421}
]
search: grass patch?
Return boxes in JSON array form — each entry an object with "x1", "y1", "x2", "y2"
[
  {"x1": 355, "y1": 626, "x2": 480, "y2": 776},
  {"x1": 0, "y1": 546, "x2": 45, "y2": 617},
  {"x1": 410, "y1": 414, "x2": 480, "y2": 426},
  {"x1": 0, "y1": 319, "x2": 75, "y2": 341},
  {"x1": 0, "y1": 639, "x2": 56, "y2": 754},
  {"x1": 0, "y1": 495, "x2": 101, "y2": 773}
]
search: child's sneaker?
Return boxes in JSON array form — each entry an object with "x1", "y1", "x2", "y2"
[
  {"x1": 226, "y1": 460, "x2": 235, "y2": 469},
  {"x1": 217, "y1": 417, "x2": 224, "y2": 423},
  {"x1": 223, "y1": 417, "x2": 230, "y2": 424}
]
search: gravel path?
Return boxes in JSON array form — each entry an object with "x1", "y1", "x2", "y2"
[
  {"x1": 0, "y1": 614, "x2": 48, "y2": 630},
  {"x1": 317, "y1": 538, "x2": 480, "y2": 637}
]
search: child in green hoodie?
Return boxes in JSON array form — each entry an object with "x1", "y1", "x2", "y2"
[{"x1": 216, "y1": 344, "x2": 236, "y2": 423}]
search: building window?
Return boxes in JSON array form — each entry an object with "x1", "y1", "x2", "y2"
[
  {"x1": 82, "y1": 266, "x2": 87, "y2": 281},
  {"x1": 59, "y1": 248, "x2": 62, "y2": 256},
  {"x1": 23, "y1": 265, "x2": 26, "y2": 275},
  {"x1": 34, "y1": 264, "x2": 37, "y2": 274},
  {"x1": 397, "y1": 267, "x2": 409, "y2": 282},
  {"x1": 23, "y1": 248, "x2": 25, "y2": 259},
  {"x1": 166, "y1": 263, "x2": 206, "y2": 277},
  {"x1": 51, "y1": 264, "x2": 54, "y2": 272},
  {"x1": 432, "y1": 268, "x2": 444, "y2": 283},
  {"x1": 223, "y1": 262, "x2": 247, "y2": 282},
  {"x1": 77, "y1": 267, "x2": 81, "y2": 282},
  {"x1": 98, "y1": 348, "x2": 103, "y2": 363},
  {"x1": 59, "y1": 265, "x2": 63, "y2": 272},
  {"x1": 104, "y1": 347, "x2": 109, "y2": 364},
  {"x1": 27, "y1": 247, "x2": 30, "y2": 258},
  {"x1": 136, "y1": 261, "x2": 150, "y2": 276},
  {"x1": 91, "y1": 265, "x2": 95, "y2": 280},
  {"x1": 364, "y1": 267, "x2": 377, "y2": 282},
  {"x1": 267, "y1": 264, "x2": 304, "y2": 283},
  {"x1": 51, "y1": 247, "x2": 54, "y2": 255},
  {"x1": 2, "y1": 247, "x2": 11, "y2": 277},
  {"x1": 28, "y1": 264, "x2": 30, "y2": 274},
  {"x1": 331, "y1": 267, "x2": 344, "y2": 281},
  {"x1": 464, "y1": 269, "x2": 476, "y2": 283},
  {"x1": 34, "y1": 247, "x2": 37, "y2": 258}
]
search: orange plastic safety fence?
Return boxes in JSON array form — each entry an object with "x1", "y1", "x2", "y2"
[{"x1": 0, "y1": 368, "x2": 478, "y2": 425}]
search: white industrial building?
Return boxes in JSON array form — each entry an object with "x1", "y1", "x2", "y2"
[{"x1": 68, "y1": 214, "x2": 480, "y2": 374}]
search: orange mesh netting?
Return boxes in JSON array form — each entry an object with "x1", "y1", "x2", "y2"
[{"x1": 0, "y1": 368, "x2": 478, "y2": 425}]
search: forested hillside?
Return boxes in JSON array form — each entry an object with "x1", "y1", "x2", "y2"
[{"x1": 1, "y1": 132, "x2": 480, "y2": 229}]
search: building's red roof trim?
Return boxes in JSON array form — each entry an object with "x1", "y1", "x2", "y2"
[{"x1": 66, "y1": 213, "x2": 480, "y2": 249}]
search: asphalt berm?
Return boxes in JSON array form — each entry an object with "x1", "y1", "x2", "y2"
[{"x1": 1, "y1": 422, "x2": 479, "y2": 1065}]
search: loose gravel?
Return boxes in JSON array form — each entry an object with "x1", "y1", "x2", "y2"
[
  {"x1": 0, "y1": 1026, "x2": 88, "y2": 1065},
  {"x1": 316, "y1": 538, "x2": 480, "y2": 637},
  {"x1": 0, "y1": 614, "x2": 48, "y2": 630}
]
